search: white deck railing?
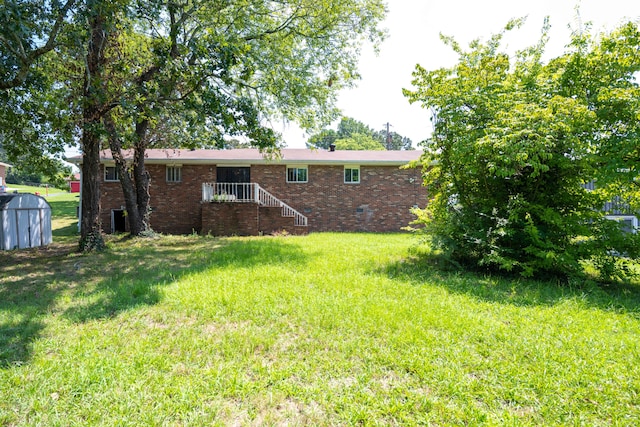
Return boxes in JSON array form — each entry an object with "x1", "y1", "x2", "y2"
[
  {"x1": 202, "y1": 182, "x2": 308, "y2": 226},
  {"x1": 202, "y1": 182, "x2": 255, "y2": 203}
]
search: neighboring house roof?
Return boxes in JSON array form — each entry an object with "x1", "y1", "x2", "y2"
[
  {"x1": 68, "y1": 149, "x2": 423, "y2": 166},
  {"x1": 0, "y1": 162, "x2": 12, "y2": 168}
]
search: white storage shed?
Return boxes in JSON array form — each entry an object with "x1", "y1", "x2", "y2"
[{"x1": 0, "y1": 193, "x2": 52, "y2": 250}]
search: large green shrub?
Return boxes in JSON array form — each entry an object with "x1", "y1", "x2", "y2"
[{"x1": 405, "y1": 20, "x2": 640, "y2": 280}]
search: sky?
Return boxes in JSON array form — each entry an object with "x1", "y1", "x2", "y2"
[{"x1": 282, "y1": 0, "x2": 640, "y2": 148}]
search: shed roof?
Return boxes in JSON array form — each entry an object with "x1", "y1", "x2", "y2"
[
  {"x1": 0, "y1": 193, "x2": 51, "y2": 210},
  {"x1": 68, "y1": 148, "x2": 422, "y2": 166},
  {"x1": 0, "y1": 161, "x2": 12, "y2": 168}
]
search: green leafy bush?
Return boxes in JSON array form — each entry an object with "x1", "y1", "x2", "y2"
[{"x1": 405, "y1": 20, "x2": 640, "y2": 281}]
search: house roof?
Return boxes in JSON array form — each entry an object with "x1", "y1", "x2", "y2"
[
  {"x1": 0, "y1": 162, "x2": 12, "y2": 168},
  {"x1": 67, "y1": 148, "x2": 422, "y2": 166}
]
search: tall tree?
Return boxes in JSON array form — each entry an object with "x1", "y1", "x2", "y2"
[
  {"x1": 375, "y1": 129, "x2": 413, "y2": 150},
  {"x1": 78, "y1": 0, "x2": 117, "y2": 250},
  {"x1": 307, "y1": 129, "x2": 338, "y2": 149},
  {"x1": 334, "y1": 133, "x2": 384, "y2": 150},
  {"x1": 0, "y1": 0, "x2": 115, "y2": 250},
  {"x1": 337, "y1": 117, "x2": 377, "y2": 139},
  {"x1": 404, "y1": 19, "x2": 639, "y2": 281}
]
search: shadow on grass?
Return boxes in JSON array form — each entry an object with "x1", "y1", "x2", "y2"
[
  {"x1": 64, "y1": 236, "x2": 308, "y2": 322},
  {"x1": 381, "y1": 252, "x2": 640, "y2": 315},
  {"x1": 0, "y1": 235, "x2": 308, "y2": 367},
  {"x1": 0, "y1": 243, "x2": 78, "y2": 367}
]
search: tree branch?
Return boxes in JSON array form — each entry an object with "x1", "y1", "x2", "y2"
[
  {"x1": 0, "y1": 0, "x2": 78, "y2": 90},
  {"x1": 31, "y1": 0, "x2": 78, "y2": 59}
]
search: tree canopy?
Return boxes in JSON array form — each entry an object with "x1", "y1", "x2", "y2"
[
  {"x1": 307, "y1": 116, "x2": 413, "y2": 150},
  {"x1": 404, "y1": 19, "x2": 640, "y2": 281},
  {"x1": 0, "y1": 1, "x2": 77, "y2": 179},
  {"x1": 0, "y1": 0, "x2": 77, "y2": 90}
]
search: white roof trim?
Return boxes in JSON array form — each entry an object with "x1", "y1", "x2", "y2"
[{"x1": 68, "y1": 148, "x2": 422, "y2": 167}]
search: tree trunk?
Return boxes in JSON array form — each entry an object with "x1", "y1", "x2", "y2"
[
  {"x1": 133, "y1": 118, "x2": 152, "y2": 234},
  {"x1": 103, "y1": 113, "x2": 153, "y2": 237},
  {"x1": 79, "y1": 5, "x2": 108, "y2": 251},
  {"x1": 80, "y1": 129, "x2": 103, "y2": 251},
  {"x1": 103, "y1": 113, "x2": 145, "y2": 236}
]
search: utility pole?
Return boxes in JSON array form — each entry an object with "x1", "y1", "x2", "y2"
[{"x1": 384, "y1": 122, "x2": 392, "y2": 150}]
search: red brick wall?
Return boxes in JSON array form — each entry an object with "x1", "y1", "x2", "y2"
[
  {"x1": 100, "y1": 177, "x2": 126, "y2": 233},
  {"x1": 201, "y1": 204, "x2": 306, "y2": 236},
  {"x1": 100, "y1": 163, "x2": 213, "y2": 234},
  {"x1": 100, "y1": 162, "x2": 425, "y2": 234},
  {"x1": 0, "y1": 165, "x2": 6, "y2": 188},
  {"x1": 258, "y1": 206, "x2": 298, "y2": 234},
  {"x1": 252, "y1": 164, "x2": 424, "y2": 232},
  {"x1": 202, "y1": 203, "x2": 259, "y2": 236}
]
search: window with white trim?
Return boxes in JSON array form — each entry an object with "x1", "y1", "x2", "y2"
[
  {"x1": 166, "y1": 166, "x2": 182, "y2": 183},
  {"x1": 286, "y1": 166, "x2": 308, "y2": 183},
  {"x1": 344, "y1": 166, "x2": 360, "y2": 184},
  {"x1": 104, "y1": 166, "x2": 119, "y2": 182}
]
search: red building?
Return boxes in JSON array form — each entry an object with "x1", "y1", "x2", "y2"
[{"x1": 69, "y1": 173, "x2": 81, "y2": 193}]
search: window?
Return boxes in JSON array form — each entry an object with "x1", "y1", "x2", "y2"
[
  {"x1": 166, "y1": 166, "x2": 182, "y2": 183},
  {"x1": 344, "y1": 166, "x2": 360, "y2": 184},
  {"x1": 286, "y1": 166, "x2": 308, "y2": 183},
  {"x1": 104, "y1": 166, "x2": 119, "y2": 182}
]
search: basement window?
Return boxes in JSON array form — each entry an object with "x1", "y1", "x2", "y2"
[
  {"x1": 344, "y1": 166, "x2": 360, "y2": 184},
  {"x1": 286, "y1": 166, "x2": 308, "y2": 183},
  {"x1": 104, "y1": 166, "x2": 119, "y2": 182},
  {"x1": 166, "y1": 166, "x2": 182, "y2": 183}
]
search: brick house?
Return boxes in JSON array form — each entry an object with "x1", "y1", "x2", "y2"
[
  {"x1": 0, "y1": 162, "x2": 10, "y2": 192},
  {"x1": 72, "y1": 148, "x2": 424, "y2": 235}
]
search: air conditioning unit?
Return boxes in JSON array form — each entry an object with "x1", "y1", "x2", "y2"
[{"x1": 605, "y1": 215, "x2": 638, "y2": 234}]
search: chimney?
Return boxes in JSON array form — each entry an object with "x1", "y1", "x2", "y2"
[{"x1": 329, "y1": 144, "x2": 336, "y2": 152}]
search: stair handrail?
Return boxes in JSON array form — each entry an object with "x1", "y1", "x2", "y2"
[
  {"x1": 202, "y1": 182, "x2": 308, "y2": 226},
  {"x1": 255, "y1": 184, "x2": 308, "y2": 227}
]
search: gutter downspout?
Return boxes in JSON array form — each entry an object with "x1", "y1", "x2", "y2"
[{"x1": 78, "y1": 165, "x2": 82, "y2": 233}]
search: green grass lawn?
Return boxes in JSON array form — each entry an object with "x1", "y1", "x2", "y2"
[{"x1": 1, "y1": 205, "x2": 639, "y2": 425}]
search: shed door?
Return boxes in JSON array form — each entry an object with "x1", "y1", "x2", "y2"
[
  {"x1": 30, "y1": 209, "x2": 42, "y2": 247},
  {"x1": 16, "y1": 210, "x2": 30, "y2": 249},
  {"x1": 16, "y1": 209, "x2": 42, "y2": 248}
]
